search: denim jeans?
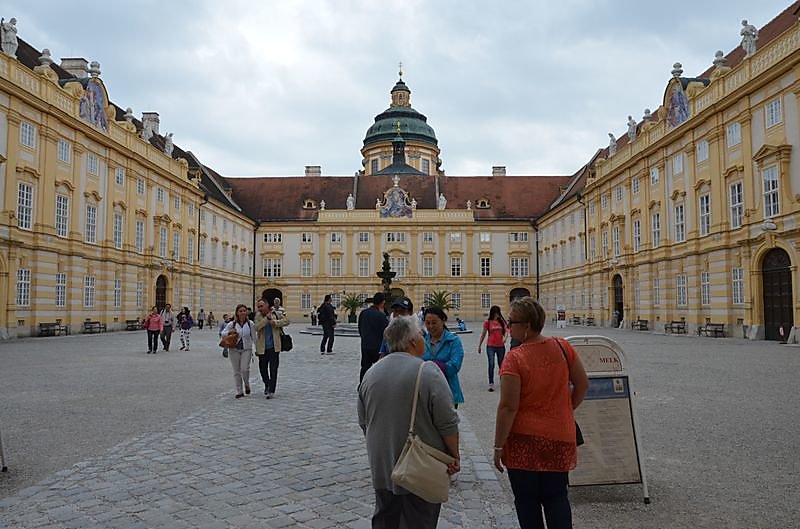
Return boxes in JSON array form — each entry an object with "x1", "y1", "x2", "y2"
[
  {"x1": 507, "y1": 469, "x2": 572, "y2": 529},
  {"x1": 486, "y1": 345, "x2": 505, "y2": 384},
  {"x1": 147, "y1": 330, "x2": 160, "y2": 352},
  {"x1": 259, "y1": 348, "x2": 279, "y2": 394}
]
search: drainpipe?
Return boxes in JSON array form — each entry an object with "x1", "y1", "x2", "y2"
[
  {"x1": 197, "y1": 194, "x2": 208, "y2": 263},
  {"x1": 252, "y1": 219, "x2": 261, "y2": 308},
  {"x1": 532, "y1": 219, "x2": 540, "y2": 300}
]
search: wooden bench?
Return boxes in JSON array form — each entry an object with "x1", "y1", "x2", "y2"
[
  {"x1": 632, "y1": 319, "x2": 649, "y2": 331},
  {"x1": 665, "y1": 320, "x2": 687, "y2": 334},
  {"x1": 82, "y1": 321, "x2": 107, "y2": 334},
  {"x1": 585, "y1": 317, "x2": 596, "y2": 326},
  {"x1": 39, "y1": 322, "x2": 69, "y2": 336},
  {"x1": 698, "y1": 322, "x2": 725, "y2": 337},
  {"x1": 125, "y1": 319, "x2": 142, "y2": 331}
]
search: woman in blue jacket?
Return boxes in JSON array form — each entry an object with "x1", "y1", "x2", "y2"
[{"x1": 422, "y1": 306, "x2": 465, "y2": 407}]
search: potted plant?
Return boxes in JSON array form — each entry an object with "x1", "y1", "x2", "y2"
[
  {"x1": 341, "y1": 293, "x2": 364, "y2": 323},
  {"x1": 427, "y1": 290, "x2": 454, "y2": 312}
]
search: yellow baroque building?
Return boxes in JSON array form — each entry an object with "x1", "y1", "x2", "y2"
[
  {"x1": 2, "y1": 1, "x2": 800, "y2": 341},
  {"x1": 537, "y1": 2, "x2": 800, "y2": 340}
]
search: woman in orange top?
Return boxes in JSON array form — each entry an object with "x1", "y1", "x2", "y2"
[{"x1": 493, "y1": 297, "x2": 589, "y2": 529}]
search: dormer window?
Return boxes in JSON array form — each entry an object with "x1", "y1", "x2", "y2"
[
  {"x1": 303, "y1": 199, "x2": 317, "y2": 209},
  {"x1": 476, "y1": 198, "x2": 490, "y2": 209}
]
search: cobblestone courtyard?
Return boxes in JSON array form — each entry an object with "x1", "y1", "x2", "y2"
[{"x1": 1, "y1": 324, "x2": 798, "y2": 528}]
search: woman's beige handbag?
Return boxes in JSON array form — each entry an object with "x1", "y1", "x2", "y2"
[{"x1": 391, "y1": 362, "x2": 456, "y2": 504}]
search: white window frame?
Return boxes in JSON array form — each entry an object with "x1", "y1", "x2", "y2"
[
  {"x1": 159, "y1": 226, "x2": 168, "y2": 258},
  {"x1": 602, "y1": 231, "x2": 609, "y2": 258},
  {"x1": 330, "y1": 256, "x2": 342, "y2": 277},
  {"x1": 302, "y1": 232, "x2": 313, "y2": 243},
  {"x1": 173, "y1": 196, "x2": 181, "y2": 211},
  {"x1": 156, "y1": 188, "x2": 164, "y2": 203},
  {"x1": 358, "y1": 256, "x2": 370, "y2": 277},
  {"x1": 614, "y1": 186, "x2": 623, "y2": 202},
  {"x1": 509, "y1": 232, "x2": 528, "y2": 243},
  {"x1": 423, "y1": 231, "x2": 434, "y2": 243},
  {"x1": 423, "y1": 256, "x2": 433, "y2": 277},
  {"x1": 136, "y1": 281, "x2": 143, "y2": 308},
  {"x1": 612, "y1": 225, "x2": 620, "y2": 257},
  {"x1": 450, "y1": 292, "x2": 461, "y2": 310},
  {"x1": 135, "y1": 220, "x2": 145, "y2": 253},
  {"x1": 113, "y1": 213, "x2": 124, "y2": 249},
  {"x1": 698, "y1": 194, "x2": 711, "y2": 236},
  {"x1": 677, "y1": 274, "x2": 688, "y2": 306},
  {"x1": 88, "y1": 154, "x2": 99, "y2": 176},
  {"x1": 17, "y1": 182, "x2": 33, "y2": 230},
  {"x1": 187, "y1": 237, "x2": 194, "y2": 264},
  {"x1": 672, "y1": 153, "x2": 683, "y2": 175},
  {"x1": 632, "y1": 177, "x2": 640, "y2": 195},
  {"x1": 633, "y1": 219, "x2": 641, "y2": 252},
  {"x1": 650, "y1": 166, "x2": 659, "y2": 185},
  {"x1": 701, "y1": 271, "x2": 710, "y2": 305},
  {"x1": 172, "y1": 231, "x2": 180, "y2": 260},
  {"x1": 58, "y1": 139, "x2": 71, "y2": 163},
  {"x1": 696, "y1": 140, "x2": 709, "y2": 163},
  {"x1": 479, "y1": 232, "x2": 491, "y2": 243},
  {"x1": 729, "y1": 182, "x2": 744, "y2": 229},
  {"x1": 16, "y1": 268, "x2": 31, "y2": 306},
  {"x1": 766, "y1": 98, "x2": 782, "y2": 128},
  {"x1": 85, "y1": 204, "x2": 97, "y2": 244},
  {"x1": 137, "y1": 178, "x2": 145, "y2": 195},
  {"x1": 601, "y1": 194, "x2": 608, "y2": 209},
  {"x1": 55, "y1": 272, "x2": 67, "y2": 307},
  {"x1": 653, "y1": 278, "x2": 661, "y2": 305},
  {"x1": 726, "y1": 123, "x2": 741, "y2": 147},
  {"x1": 674, "y1": 204, "x2": 685, "y2": 243},
  {"x1": 481, "y1": 292, "x2": 491, "y2": 310},
  {"x1": 358, "y1": 232, "x2": 369, "y2": 243},
  {"x1": 511, "y1": 257, "x2": 529, "y2": 277},
  {"x1": 651, "y1": 211, "x2": 661, "y2": 248},
  {"x1": 390, "y1": 256, "x2": 407, "y2": 278},
  {"x1": 301, "y1": 293, "x2": 311, "y2": 310},
  {"x1": 301, "y1": 257, "x2": 312, "y2": 277},
  {"x1": 20, "y1": 122, "x2": 36, "y2": 148},
  {"x1": 115, "y1": 167, "x2": 125, "y2": 186},
  {"x1": 449, "y1": 232, "x2": 462, "y2": 244},
  {"x1": 762, "y1": 165, "x2": 780, "y2": 218},
  {"x1": 480, "y1": 256, "x2": 491, "y2": 277},
  {"x1": 55, "y1": 194, "x2": 69, "y2": 237},
  {"x1": 114, "y1": 279, "x2": 122, "y2": 307},
  {"x1": 263, "y1": 257, "x2": 282, "y2": 278},
  {"x1": 732, "y1": 268, "x2": 745, "y2": 304},
  {"x1": 450, "y1": 256, "x2": 462, "y2": 277},
  {"x1": 83, "y1": 276, "x2": 96, "y2": 307},
  {"x1": 330, "y1": 232, "x2": 342, "y2": 243}
]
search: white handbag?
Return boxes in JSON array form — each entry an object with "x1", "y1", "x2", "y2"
[{"x1": 390, "y1": 362, "x2": 456, "y2": 504}]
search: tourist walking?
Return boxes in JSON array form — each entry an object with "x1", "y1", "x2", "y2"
[
  {"x1": 477, "y1": 305, "x2": 508, "y2": 391},
  {"x1": 493, "y1": 297, "x2": 589, "y2": 529},
  {"x1": 358, "y1": 292, "x2": 389, "y2": 381},
  {"x1": 318, "y1": 294, "x2": 336, "y2": 354},
  {"x1": 218, "y1": 314, "x2": 230, "y2": 358},
  {"x1": 143, "y1": 306, "x2": 163, "y2": 354},
  {"x1": 311, "y1": 305, "x2": 317, "y2": 326},
  {"x1": 221, "y1": 304, "x2": 257, "y2": 398},
  {"x1": 177, "y1": 307, "x2": 193, "y2": 351},
  {"x1": 159, "y1": 303, "x2": 175, "y2": 351},
  {"x1": 197, "y1": 308, "x2": 205, "y2": 330},
  {"x1": 422, "y1": 306, "x2": 465, "y2": 408},
  {"x1": 207, "y1": 311, "x2": 216, "y2": 328},
  {"x1": 378, "y1": 296, "x2": 414, "y2": 357},
  {"x1": 358, "y1": 315, "x2": 460, "y2": 528},
  {"x1": 254, "y1": 298, "x2": 290, "y2": 399}
]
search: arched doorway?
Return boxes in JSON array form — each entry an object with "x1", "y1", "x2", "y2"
[
  {"x1": 509, "y1": 287, "x2": 530, "y2": 302},
  {"x1": 262, "y1": 288, "x2": 283, "y2": 307},
  {"x1": 762, "y1": 248, "x2": 793, "y2": 341},
  {"x1": 155, "y1": 275, "x2": 168, "y2": 311},
  {"x1": 612, "y1": 274, "x2": 624, "y2": 327}
]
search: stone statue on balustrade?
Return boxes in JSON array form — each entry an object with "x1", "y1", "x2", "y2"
[
  {"x1": 346, "y1": 193, "x2": 355, "y2": 210},
  {"x1": 1, "y1": 18, "x2": 18, "y2": 57},
  {"x1": 608, "y1": 133, "x2": 617, "y2": 156},
  {"x1": 627, "y1": 116, "x2": 637, "y2": 141},
  {"x1": 438, "y1": 193, "x2": 447, "y2": 210},
  {"x1": 740, "y1": 20, "x2": 758, "y2": 57},
  {"x1": 164, "y1": 133, "x2": 174, "y2": 156}
]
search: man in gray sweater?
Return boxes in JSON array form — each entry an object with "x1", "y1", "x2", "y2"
[{"x1": 358, "y1": 315, "x2": 460, "y2": 528}]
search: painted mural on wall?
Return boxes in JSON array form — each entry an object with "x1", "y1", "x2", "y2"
[
  {"x1": 79, "y1": 79, "x2": 109, "y2": 132},
  {"x1": 379, "y1": 186, "x2": 413, "y2": 218},
  {"x1": 666, "y1": 86, "x2": 689, "y2": 128}
]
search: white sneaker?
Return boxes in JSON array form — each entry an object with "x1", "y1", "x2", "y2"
[{"x1": 488, "y1": 383, "x2": 495, "y2": 392}]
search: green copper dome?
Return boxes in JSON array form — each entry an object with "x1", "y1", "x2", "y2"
[{"x1": 363, "y1": 78, "x2": 438, "y2": 148}]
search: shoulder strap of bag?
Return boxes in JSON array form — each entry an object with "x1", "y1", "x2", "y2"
[
  {"x1": 407, "y1": 362, "x2": 426, "y2": 435},
  {"x1": 553, "y1": 337, "x2": 570, "y2": 365}
]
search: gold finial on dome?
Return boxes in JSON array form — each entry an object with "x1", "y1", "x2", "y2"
[
  {"x1": 396, "y1": 120, "x2": 402, "y2": 133},
  {"x1": 398, "y1": 61, "x2": 403, "y2": 80}
]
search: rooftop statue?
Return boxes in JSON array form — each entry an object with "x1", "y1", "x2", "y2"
[
  {"x1": 164, "y1": 133, "x2": 174, "y2": 156},
  {"x1": 438, "y1": 193, "x2": 447, "y2": 210},
  {"x1": 740, "y1": 19, "x2": 758, "y2": 57},
  {"x1": 627, "y1": 116, "x2": 637, "y2": 141},
  {"x1": 608, "y1": 133, "x2": 617, "y2": 155},
  {"x1": 346, "y1": 193, "x2": 355, "y2": 210},
  {"x1": 1, "y1": 17, "x2": 18, "y2": 57}
]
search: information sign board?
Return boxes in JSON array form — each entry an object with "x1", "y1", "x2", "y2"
[{"x1": 567, "y1": 335, "x2": 650, "y2": 503}]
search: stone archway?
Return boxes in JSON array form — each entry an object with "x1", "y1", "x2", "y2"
[
  {"x1": 155, "y1": 275, "x2": 168, "y2": 312},
  {"x1": 761, "y1": 248, "x2": 792, "y2": 341},
  {"x1": 262, "y1": 288, "x2": 283, "y2": 307},
  {"x1": 509, "y1": 287, "x2": 530, "y2": 302},
  {"x1": 612, "y1": 274, "x2": 624, "y2": 327}
]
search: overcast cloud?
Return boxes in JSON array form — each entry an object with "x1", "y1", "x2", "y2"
[{"x1": 4, "y1": 0, "x2": 792, "y2": 176}]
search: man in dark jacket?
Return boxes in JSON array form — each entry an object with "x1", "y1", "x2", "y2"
[
  {"x1": 318, "y1": 295, "x2": 337, "y2": 355},
  {"x1": 358, "y1": 292, "x2": 389, "y2": 381}
]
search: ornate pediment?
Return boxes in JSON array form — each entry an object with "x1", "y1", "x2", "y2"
[
  {"x1": 377, "y1": 179, "x2": 413, "y2": 218},
  {"x1": 753, "y1": 144, "x2": 791, "y2": 163}
]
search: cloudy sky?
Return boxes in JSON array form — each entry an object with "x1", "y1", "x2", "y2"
[{"x1": 6, "y1": 0, "x2": 793, "y2": 176}]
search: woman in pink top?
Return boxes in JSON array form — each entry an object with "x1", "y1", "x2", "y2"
[
  {"x1": 143, "y1": 306, "x2": 163, "y2": 354},
  {"x1": 493, "y1": 297, "x2": 588, "y2": 529},
  {"x1": 476, "y1": 305, "x2": 508, "y2": 391}
]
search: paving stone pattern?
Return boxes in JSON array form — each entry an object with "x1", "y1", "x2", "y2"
[{"x1": 0, "y1": 342, "x2": 513, "y2": 528}]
